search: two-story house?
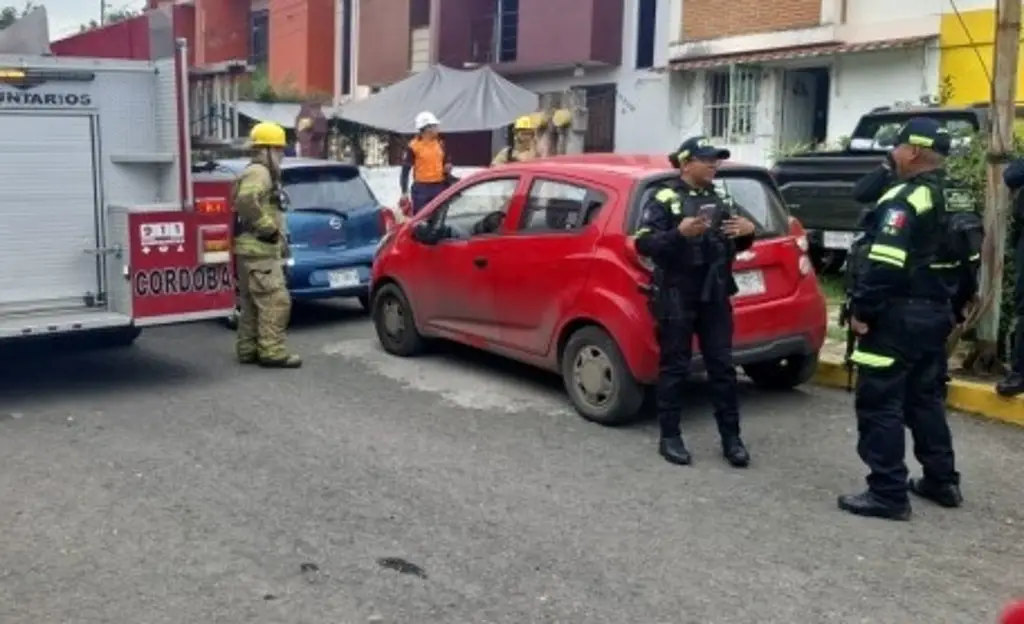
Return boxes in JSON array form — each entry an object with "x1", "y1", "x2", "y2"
[{"x1": 666, "y1": 0, "x2": 944, "y2": 166}]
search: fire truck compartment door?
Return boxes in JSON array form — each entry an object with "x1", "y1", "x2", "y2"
[{"x1": 0, "y1": 113, "x2": 102, "y2": 314}]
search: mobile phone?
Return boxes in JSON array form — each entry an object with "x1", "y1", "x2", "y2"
[{"x1": 698, "y1": 204, "x2": 716, "y2": 221}]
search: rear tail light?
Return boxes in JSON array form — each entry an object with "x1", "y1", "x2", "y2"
[
  {"x1": 379, "y1": 208, "x2": 397, "y2": 233},
  {"x1": 195, "y1": 197, "x2": 228, "y2": 214},
  {"x1": 788, "y1": 216, "x2": 812, "y2": 276}
]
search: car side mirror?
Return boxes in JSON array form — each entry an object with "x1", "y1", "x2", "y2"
[{"x1": 410, "y1": 221, "x2": 436, "y2": 244}]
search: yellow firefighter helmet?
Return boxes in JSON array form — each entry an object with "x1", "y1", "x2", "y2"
[{"x1": 249, "y1": 121, "x2": 287, "y2": 148}]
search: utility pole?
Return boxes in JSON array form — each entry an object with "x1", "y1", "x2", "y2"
[
  {"x1": 99, "y1": 0, "x2": 106, "y2": 25},
  {"x1": 976, "y1": 0, "x2": 1020, "y2": 369}
]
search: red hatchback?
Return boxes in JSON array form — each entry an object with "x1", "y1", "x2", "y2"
[{"x1": 370, "y1": 154, "x2": 827, "y2": 425}]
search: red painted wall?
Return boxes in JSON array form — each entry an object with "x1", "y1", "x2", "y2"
[
  {"x1": 51, "y1": 16, "x2": 151, "y2": 59},
  {"x1": 268, "y1": 0, "x2": 335, "y2": 95},
  {"x1": 195, "y1": 0, "x2": 249, "y2": 65}
]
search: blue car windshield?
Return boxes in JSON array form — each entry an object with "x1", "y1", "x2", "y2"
[{"x1": 282, "y1": 167, "x2": 377, "y2": 212}]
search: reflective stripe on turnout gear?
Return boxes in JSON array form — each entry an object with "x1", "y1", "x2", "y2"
[{"x1": 850, "y1": 349, "x2": 895, "y2": 368}]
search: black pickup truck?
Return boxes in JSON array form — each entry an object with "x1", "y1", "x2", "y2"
[{"x1": 771, "y1": 106, "x2": 988, "y2": 270}]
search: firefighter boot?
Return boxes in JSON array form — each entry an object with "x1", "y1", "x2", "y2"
[{"x1": 259, "y1": 354, "x2": 303, "y2": 369}]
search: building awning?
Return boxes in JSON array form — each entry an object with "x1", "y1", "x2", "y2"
[
  {"x1": 233, "y1": 101, "x2": 304, "y2": 129},
  {"x1": 669, "y1": 35, "x2": 935, "y2": 71}
]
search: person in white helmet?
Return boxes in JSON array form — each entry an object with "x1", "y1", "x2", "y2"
[{"x1": 400, "y1": 111, "x2": 452, "y2": 215}]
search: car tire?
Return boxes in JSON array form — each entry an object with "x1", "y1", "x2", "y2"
[
  {"x1": 561, "y1": 326, "x2": 645, "y2": 426},
  {"x1": 744, "y1": 352, "x2": 819, "y2": 390},
  {"x1": 372, "y1": 283, "x2": 425, "y2": 357}
]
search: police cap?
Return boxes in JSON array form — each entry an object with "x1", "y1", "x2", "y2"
[
  {"x1": 895, "y1": 117, "x2": 952, "y2": 156},
  {"x1": 668, "y1": 136, "x2": 731, "y2": 168}
]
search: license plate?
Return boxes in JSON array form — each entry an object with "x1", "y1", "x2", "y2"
[
  {"x1": 327, "y1": 269, "x2": 360, "y2": 289},
  {"x1": 734, "y1": 270, "x2": 766, "y2": 297},
  {"x1": 823, "y1": 230, "x2": 857, "y2": 250}
]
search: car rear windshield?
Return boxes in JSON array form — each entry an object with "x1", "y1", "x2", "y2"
[
  {"x1": 850, "y1": 112, "x2": 979, "y2": 147},
  {"x1": 632, "y1": 172, "x2": 789, "y2": 238},
  {"x1": 282, "y1": 166, "x2": 378, "y2": 212}
]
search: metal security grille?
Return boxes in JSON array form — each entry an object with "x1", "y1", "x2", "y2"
[{"x1": 703, "y1": 66, "x2": 760, "y2": 144}]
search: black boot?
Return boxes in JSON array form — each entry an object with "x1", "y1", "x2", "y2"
[
  {"x1": 659, "y1": 436, "x2": 692, "y2": 466},
  {"x1": 909, "y1": 477, "x2": 963, "y2": 508},
  {"x1": 722, "y1": 436, "x2": 750, "y2": 468},
  {"x1": 837, "y1": 491, "x2": 911, "y2": 521},
  {"x1": 996, "y1": 372, "x2": 1024, "y2": 397}
]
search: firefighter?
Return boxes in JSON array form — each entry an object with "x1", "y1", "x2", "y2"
[
  {"x1": 634, "y1": 136, "x2": 756, "y2": 467},
  {"x1": 400, "y1": 111, "x2": 452, "y2": 215},
  {"x1": 997, "y1": 158, "x2": 1024, "y2": 397},
  {"x1": 492, "y1": 115, "x2": 539, "y2": 165},
  {"x1": 840, "y1": 118, "x2": 963, "y2": 521},
  {"x1": 232, "y1": 121, "x2": 302, "y2": 369}
]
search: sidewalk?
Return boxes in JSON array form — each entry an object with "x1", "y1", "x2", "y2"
[{"x1": 814, "y1": 304, "x2": 1024, "y2": 426}]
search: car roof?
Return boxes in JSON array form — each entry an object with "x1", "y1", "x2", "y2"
[
  {"x1": 493, "y1": 153, "x2": 770, "y2": 181},
  {"x1": 214, "y1": 157, "x2": 361, "y2": 174}
]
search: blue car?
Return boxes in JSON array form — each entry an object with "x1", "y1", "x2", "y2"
[{"x1": 214, "y1": 158, "x2": 389, "y2": 326}]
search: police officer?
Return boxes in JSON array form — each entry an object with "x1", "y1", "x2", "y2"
[
  {"x1": 634, "y1": 136, "x2": 756, "y2": 467},
  {"x1": 997, "y1": 159, "x2": 1024, "y2": 397},
  {"x1": 233, "y1": 121, "x2": 302, "y2": 369},
  {"x1": 840, "y1": 118, "x2": 963, "y2": 520}
]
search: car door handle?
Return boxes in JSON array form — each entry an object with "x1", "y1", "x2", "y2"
[{"x1": 473, "y1": 256, "x2": 488, "y2": 268}]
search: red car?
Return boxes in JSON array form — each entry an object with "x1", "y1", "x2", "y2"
[{"x1": 370, "y1": 154, "x2": 828, "y2": 425}]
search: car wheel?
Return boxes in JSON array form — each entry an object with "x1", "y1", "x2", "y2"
[
  {"x1": 372, "y1": 283, "x2": 425, "y2": 357},
  {"x1": 561, "y1": 326, "x2": 644, "y2": 426},
  {"x1": 357, "y1": 293, "x2": 371, "y2": 313},
  {"x1": 744, "y1": 352, "x2": 819, "y2": 390}
]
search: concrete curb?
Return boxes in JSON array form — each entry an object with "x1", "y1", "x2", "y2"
[{"x1": 813, "y1": 356, "x2": 1024, "y2": 427}]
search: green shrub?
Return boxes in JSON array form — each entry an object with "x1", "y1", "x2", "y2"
[{"x1": 945, "y1": 133, "x2": 1022, "y2": 362}]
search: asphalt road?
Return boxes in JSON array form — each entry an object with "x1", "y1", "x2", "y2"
[{"x1": 1, "y1": 301, "x2": 1022, "y2": 624}]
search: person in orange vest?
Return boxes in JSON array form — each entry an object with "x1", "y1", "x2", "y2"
[{"x1": 399, "y1": 111, "x2": 452, "y2": 215}]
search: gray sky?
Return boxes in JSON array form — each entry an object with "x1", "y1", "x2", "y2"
[{"x1": 47, "y1": 0, "x2": 147, "y2": 39}]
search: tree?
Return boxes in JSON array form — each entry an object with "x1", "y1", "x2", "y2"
[
  {"x1": 79, "y1": 7, "x2": 140, "y2": 32},
  {"x1": 0, "y1": 1, "x2": 39, "y2": 30}
]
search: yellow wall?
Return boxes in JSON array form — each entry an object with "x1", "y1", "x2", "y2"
[{"x1": 939, "y1": 7, "x2": 1024, "y2": 106}]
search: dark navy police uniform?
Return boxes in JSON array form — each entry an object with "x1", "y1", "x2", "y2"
[
  {"x1": 998, "y1": 159, "x2": 1024, "y2": 397},
  {"x1": 840, "y1": 118, "x2": 966, "y2": 521},
  {"x1": 634, "y1": 136, "x2": 754, "y2": 468}
]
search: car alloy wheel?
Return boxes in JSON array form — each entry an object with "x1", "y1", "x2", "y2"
[
  {"x1": 572, "y1": 345, "x2": 616, "y2": 409},
  {"x1": 560, "y1": 326, "x2": 644, "y2": 426},
  {"x1": 371, "y1": 283, "x2": 425, "y2": 357}
]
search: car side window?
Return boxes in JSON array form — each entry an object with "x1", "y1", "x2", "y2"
[
  {"x1": 519, "y1": 178, "x2": 606, "y2": 233},
  {"x1": 431, "y1": 177, "x2": 519, "y2": 239}
]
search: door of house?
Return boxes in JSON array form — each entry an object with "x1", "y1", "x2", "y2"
[{"x1": 583, "y1": 83, "x2": 616, "y2": 153}]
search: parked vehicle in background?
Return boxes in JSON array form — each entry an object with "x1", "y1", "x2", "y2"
[
  {"x1": 0, "y1": 38, "x2": 237, "y2": 348},
  {"x1": 772, "y1": 105, "x2": 989, "y2": 271},
  {"x1": 370, "y1": 154, "x2": 827, "y2": 424},
  {"x1": 198, "y1": 158, "x2": 395, "y2": 328}
]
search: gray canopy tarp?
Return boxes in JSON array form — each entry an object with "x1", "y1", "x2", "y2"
[{"x1": 336, "y1": 64, "x2": 538, "y2": 133}]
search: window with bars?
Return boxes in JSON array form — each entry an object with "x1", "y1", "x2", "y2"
[
  {"x1": 249, "y1": 9, "x2": 269, "y2": 68},
  {"x1": 703, "y1": 68, "x2": 760, "y2": 144}
]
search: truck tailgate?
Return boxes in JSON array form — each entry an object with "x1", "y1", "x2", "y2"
[{"x1": 772, "y1": 154, "x2": 883, "y2": 231}]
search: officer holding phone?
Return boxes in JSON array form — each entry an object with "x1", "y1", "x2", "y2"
[{"x1": 633, "y1": 136, "x2": 757, "y2": 467}]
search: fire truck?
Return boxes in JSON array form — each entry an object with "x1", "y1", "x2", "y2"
[{"x1": 0, "y1": 11, "x2": 235, "y2": 346}]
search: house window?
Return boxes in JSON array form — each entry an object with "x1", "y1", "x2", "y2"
[
  {"x1": 635, "y1": 0, "x2": 657, "y2": 69},
  {"x1": 495, "y1": 0, "x2": 518, "y2": 63},
  {"x1": 249, "y1": 9, "x2": 269, "y2": 67},
  {"x1": 703, "y1": 68, "x2": 760, "y2": 143}
]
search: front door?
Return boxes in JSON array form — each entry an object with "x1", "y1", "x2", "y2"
[
  {"x1": 414, "y1": 176, "x2": 523, "y2": 344},
  {"x1": 488, "y1": 176, "x2": 611, "y2": 357}
]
